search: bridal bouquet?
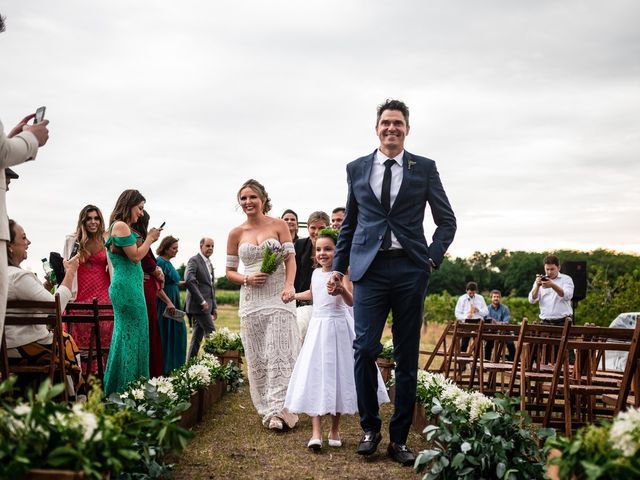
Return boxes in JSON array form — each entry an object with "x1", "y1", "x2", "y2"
[{"x1": 260, "y1": 242, "x2": 287, "y2": 274}]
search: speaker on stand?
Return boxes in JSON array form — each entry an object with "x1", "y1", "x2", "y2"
[{"x1": 562, "y1": 261, "x2": 587, "y2": 323}]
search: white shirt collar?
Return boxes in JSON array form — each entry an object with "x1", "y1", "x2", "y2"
[
  {"x1": 199, "y1": 252, "x2": 212, "y2": 265},
  {"x1": 375, "y1": 149, "x2": 404, "y2": 166}
]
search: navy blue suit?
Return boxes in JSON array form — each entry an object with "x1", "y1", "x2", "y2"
[{"x1": 333, "y1": 149, "x2": 456, "y2": 443}]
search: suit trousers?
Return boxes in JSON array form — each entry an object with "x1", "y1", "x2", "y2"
[
  {"x1": 353, "y1": 254, "x2": 430, "y2": 444},
  {"x1": 0, "y1": 243, "x2": 6, "y2": 344},
  {"x1": 187, "y1": 312, "x2": 215, "y2": 359}
]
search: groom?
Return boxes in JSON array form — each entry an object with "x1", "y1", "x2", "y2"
[{"x1": 331, "y1": 99, "x2": 456, "y2": 465}]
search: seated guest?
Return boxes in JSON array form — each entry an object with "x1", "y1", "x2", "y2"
[
  {"x1": 4, "y1": 219, "x2": 84, "y2": 397},
  {"x1": 483, "y1": 289, "x2": 515, "y2": 361},
  {"x1": 454, "y1": 281, "x2": 488, "y2": 353},
  {"x1": 294, "y1": 211, "x2": 329, "y2": 339}
]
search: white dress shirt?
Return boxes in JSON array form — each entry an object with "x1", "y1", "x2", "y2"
[
  {"x1": 4, "y1": 266, "x2": 73, "y2": 349},
  {"x1": 370, "y1": 149, "x2": 403, "y2": 250},
  {"x1": 528, "y1": 272, "x2": 574, "y2": 319},
  {"x1": 455, "y1": 293, "x2": 489, "y2": 322},
  {"x1": 199, "y1": 252, "x2": 214, "y2": 280}
]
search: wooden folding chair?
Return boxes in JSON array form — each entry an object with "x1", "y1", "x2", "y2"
[
  {"x1": 477, "y1": 322, "x2": 523, "y2": 395},
  {"x1": 509, "y1": 319, "x2": 570, "y2": 425},
  {"x1": 545, "y1": 323, "x2": 637, "y2": 435},
  {"x1": 444, "y1": 320, "x2": 484, "y2": 388},
  {"x1": 0, "y1": 294, "x2": 68, "y2": 401},
  {"x1": 63, "y1": 298, "x2": 114, "y2": 381},
  {"x1": 421, "y1": 321, "x2": 455, "y2": 372},
  {"x1": 615, "y1": 314, "x2": 640, "y2": 412}
]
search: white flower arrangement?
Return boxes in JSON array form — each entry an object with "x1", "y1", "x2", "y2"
[
  {"x1": 417, "y1": 370, "x2": 494, "y2": 423},
  {"x1": 186, "y1": 364, "x2": 212, "y2": 390},
  {"x1": 203, "y1": 327, "x2": 244, "y2": 356},
  {"x1": 609, "y1": 406, "x2": 640, "y2": 457},
  {"x1": 149, "y1": 376, "x2": 179, "y2": 401}
]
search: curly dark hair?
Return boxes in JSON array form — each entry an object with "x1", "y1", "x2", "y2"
[
  {"x1": 376, "y1": 99, "x2": 410, "y2": 127},
  {"x1": 237, "y1": 179, "x2": 272, "y2": 214}
]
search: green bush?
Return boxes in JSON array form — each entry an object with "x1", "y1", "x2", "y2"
[{"x1": 216, "y1": 290, "x2": 240, "y2": 306}]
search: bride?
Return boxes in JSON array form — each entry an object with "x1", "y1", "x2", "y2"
[{"x1": 226, "y1": 179, "x2": 300, "y2": 430}]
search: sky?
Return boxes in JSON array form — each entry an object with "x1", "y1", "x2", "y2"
[{"x1": 2, "y1": 0, "x2": 639, "y2": 278}]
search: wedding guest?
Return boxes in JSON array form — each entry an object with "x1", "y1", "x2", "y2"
[
  {"x1": 285, "y1": 228, "x2": 389, "y2": 450},
  {"x1": 0, "y1": 35, "x2": 50, "y2": 342},
  {"x1": 131, "y1": 211, "x2": 168, "y2": 378},
  {"x1": 62, "y1": 205, "x2": 112, "y2": 365},
  {"x1": 330, "y1": 207, "x2": 345, "y2": 230},
  {"x1": 5, "y1": 219, "x2": 84, "y2": 398},
  {"x1": 294, "y1": 211, "x2": 329, "y2": 338},
  {"x1": 281, "y1": 209, "x2": 299, "y2": 243},
  {"x1": 454, "y1": 281, "x2": 488, "y2": 353},
  {"x1": 156, "y1": 235, "x2": 186, "y2": 374},
  {"x1": 226, "y1": 179, "x2": 300, "y2": 430},
  {"x1": 185, "y1": 237, "x2": 217, "y2": 359},
  {"x1": 103, "y1": 189, "x2": 160, "y2": 395}
]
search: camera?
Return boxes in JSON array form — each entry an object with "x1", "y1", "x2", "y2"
[{"x1": 540, "y1": 275, "x2": 549, "y2": 281}]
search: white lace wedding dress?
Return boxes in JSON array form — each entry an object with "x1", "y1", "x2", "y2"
[{"x1": 238, "y1": 239, "x2": 301, "y2": 426}]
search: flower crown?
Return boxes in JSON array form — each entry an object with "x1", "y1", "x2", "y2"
[{"x1": 318, "y1": 227, "x2": 339, "y2": 244}]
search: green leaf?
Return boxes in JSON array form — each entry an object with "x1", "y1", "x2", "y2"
[
  {"x1": 416, "y1": 449, "x2": 440, "y2": 464},
  {"x1": 496, "y1": 462, "x2": 506, "y2": 478},
  {"x1": 457, "y1": 467, "x2": 475, "y2": 475},
  {"x1": 451, "y1": 452, "x2": 465, "y2": 468},
  {"x1": 537, "y1": 427, "x2": 556, "y2": 439},
  {"x1": 481, "y1": 411, "x2": 501, "y2": 421}
]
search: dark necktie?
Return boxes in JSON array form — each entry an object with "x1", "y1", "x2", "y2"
[{"x1": 381, "y1": 158, "x2": 395, "y2": 249}]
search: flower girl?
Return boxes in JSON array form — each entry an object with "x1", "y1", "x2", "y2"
[{"x1": 284, "y1": 228, "x2": 389, "y2": 450}]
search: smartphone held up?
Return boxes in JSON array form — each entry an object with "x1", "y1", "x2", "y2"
[{"x1": 34, "y1": 106, "x2": 46, "y2": 124}]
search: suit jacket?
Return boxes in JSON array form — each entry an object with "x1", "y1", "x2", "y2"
[
  {"x1": 0, "y1": 120, "x2": 39, "y2": 241},
  {"x1": 184, "y1": 254, "x2": 217, "y2": 315},
  {"x1": 294, "y1": 237, "x2": 314, "y2": 294},
  {"x1": 333, "y1": 150, "x2": 456, "y2": 282}
]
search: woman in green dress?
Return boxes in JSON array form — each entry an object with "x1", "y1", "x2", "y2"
[
  {"x1": 156, "y1": 235, "x2": 187, "y2": 374},
  {"x1": 103, "y1": 190, "x2": 161, "y2": 395}
]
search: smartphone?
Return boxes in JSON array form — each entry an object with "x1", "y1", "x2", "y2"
[
  {"x1": 34, "y1": 106, "x2": 46, "y2": 124},
  {"x1": 159, "y1": 222, "x2": 166, "y2": 229}
]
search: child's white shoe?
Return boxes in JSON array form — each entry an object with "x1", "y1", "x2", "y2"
[
  {"x1": 327, "y1": 435, "x2": 342, "y2": 447},
  {"x1": 307, "y1": 438, "x2": 322, "y2": 451}
]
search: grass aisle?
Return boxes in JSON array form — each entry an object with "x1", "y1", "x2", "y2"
[
  {"x1": 173, "y1": 305, "x2": 441, "y2": 479},
  {"x1": 172, "y1": 378, "x2": 424, "y2": 480}
]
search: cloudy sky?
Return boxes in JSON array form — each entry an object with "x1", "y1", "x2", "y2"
[{"x1": 2, "y1": 0, "x2": 639, "y2": 276}]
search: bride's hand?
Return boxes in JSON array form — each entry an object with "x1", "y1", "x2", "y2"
[
  {"x1": 248, "y1": 272, "x2": 269, "y2": 287},
  {"x1": 281, "y1": 285, "x2": 295, "y2": 304}
]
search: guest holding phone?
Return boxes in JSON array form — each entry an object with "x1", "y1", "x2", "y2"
[
  {"x1": 62, "y1": 205, "x2": 112, "y2": 369},
  {"x1": 103, "y1": 189, "x2": 160, "y2": 394}
]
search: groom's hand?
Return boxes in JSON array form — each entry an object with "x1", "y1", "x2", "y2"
[{"x1": 327, "y1": 272, "x2": 343, "y2": 296}]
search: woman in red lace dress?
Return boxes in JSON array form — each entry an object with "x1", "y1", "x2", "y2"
[{"x1": 63, "y1": 205, "x2": 112, "y2": 363}]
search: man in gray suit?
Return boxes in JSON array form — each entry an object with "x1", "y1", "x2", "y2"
[{"x1": 185, "y1": 237, "x2": 218, "y2": 358}]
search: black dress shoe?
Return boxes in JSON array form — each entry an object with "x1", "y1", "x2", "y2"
[
  {"x1": 356, "y1": 431, "x2": 382, "y2": 455},
  {"x1": 387, "y1": 442, "x2": 416, "y2": 466}
]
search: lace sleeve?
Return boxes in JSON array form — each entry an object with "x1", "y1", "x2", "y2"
[
  {"x1": 226, "y1": 255, "x2": 239, "y2": 268},
  {"x1": 282, "y1": 242, "x2": 295, "y2": 256}
]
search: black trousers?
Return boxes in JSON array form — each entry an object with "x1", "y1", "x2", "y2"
[{"x1": 353, "y1": 254, "x2": 430, "y2": 444}]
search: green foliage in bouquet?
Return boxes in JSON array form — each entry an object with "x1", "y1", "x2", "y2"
[
  {"x1": 260, "y1": 243, "x2": 287, "y2": 274},
  {"x1": 546, "y1": 407, "x2": 640, "y2": 480}
]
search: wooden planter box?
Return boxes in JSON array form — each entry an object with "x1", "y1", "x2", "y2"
[
  {"x1": 376, "y1": 358, "x2": 395, "y2": 384},
  {"x1": 26, "y1": 470, "x2": 110, "y2": 480},
  {"x1": 26, "y1": 471, "x2": 85, "y2": 480},
  {"x1": 197, "y1": 379, "x2": 225, "y2": 422},
  {"x1": 412, "y1": 401, "x2": 430, "y2": 433},
  {"x1": 217, "y1": 349, "x2": 243, "y2": 366},
  {"x1": 179, "y1": 391, "x2": 200, "y2": 428}
]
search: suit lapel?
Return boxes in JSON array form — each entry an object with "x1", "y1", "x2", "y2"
[
  {"x1": 197, "y1": 255, "x2": 212, "y2": 285},
  {"x1": 362, "y1": 150, "x2": 381, "y2": 207},
  {"x1": 390, "y1": 151, "x2": 413, "y2": 213}
]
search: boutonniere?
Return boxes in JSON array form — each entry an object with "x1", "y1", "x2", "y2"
[{"x1": 408, "y1": 160, "x2": 416, "y2": 171}]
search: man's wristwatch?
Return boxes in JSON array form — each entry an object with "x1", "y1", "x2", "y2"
[{"x1": 428, "y1": 258, "x2": 437, "y2": 269}]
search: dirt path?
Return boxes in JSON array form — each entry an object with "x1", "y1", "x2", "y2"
[{"x1": 173, "y1": 382, "x2": 425, "y2": 480}]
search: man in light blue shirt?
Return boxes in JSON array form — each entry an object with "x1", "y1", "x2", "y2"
[{"x1": 484, "y1": 290, "x2": 515, "y2": 360}]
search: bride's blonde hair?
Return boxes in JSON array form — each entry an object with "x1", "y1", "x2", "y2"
[{"x1": 237, "y1": 179, "x2": 272, "y2": 214}]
